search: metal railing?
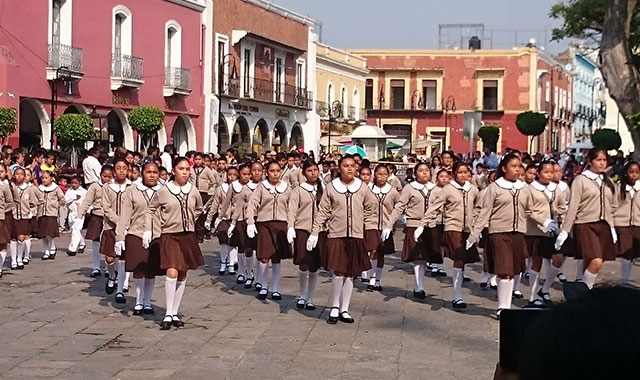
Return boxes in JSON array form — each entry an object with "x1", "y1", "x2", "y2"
[
  {"x1": 111, "y1": 54, "x2": 143, "y2": 80},
  {"x1": 238, "y1": 76, "x2": 312, "y2": 109},
  {"x1": 164, "y1": 67, "x2": 190, "y2": 90},
  {"x1": 365, "y1": 102, "x2": 442, "y2": 111},
  {"x1": 48, "y1": 44, "x2": 83, "y2": 73}
]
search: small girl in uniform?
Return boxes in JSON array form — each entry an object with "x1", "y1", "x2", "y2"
[
  {"x1": 205, "y1": 166, "x2": 239, "y2": 276},
  {"x1": 37, "y1": 171, "x2": 66, "y2": 260},
  {"x1": 192, "y1": 152, "x2": 219, "y2": 242},
  {"x1": 145, "y1": 157, "x2": 204, "y2": 330},
  {"x1": 429, "y1": 169, "x2": 451, "y2": 277},
  {"x1": 12, "y1": 167, "x2": 42, "y2": 266},
  {"x1": 246, "y1": 161, "x2": 292, "y2": 300},
  {"x1": 0, "y1": 164, "x2": 13, "y2": 277},
  {"x1": 359, "y1": 166, "x2": 373, "y2": 282},
  {"x1": 613, "y1": 161, "x2": 640, "y2": 284}
]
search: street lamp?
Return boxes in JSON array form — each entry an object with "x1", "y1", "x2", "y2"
[
  {"x1": 410, "y1": 90, "x2": 422, "y2": 153},
  {"x1": 217, "y1": 54, "x2": 238, "y2": 153},
  {"x1": 378, "y1": 84, "x2": 385, "y2": 129},
  {"x1": 327, "y1": 100, "x2": 342, "y2": 154},
  {"x1": 443, "y1": 95, "x2": 456, "y2": 150},
  {"x1": 89, "y1": 105, "x2": 106, "y2": 149},
  {"x1": 49, "y1": 66, "x2": 73, "y2": 148}
]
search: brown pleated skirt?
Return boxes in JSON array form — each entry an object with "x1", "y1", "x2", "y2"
[
  {"x1": 256, "y1": 221, "x2": 292, "y2": 262},
  {"x1": 574, "y1": 221, "x2": 616, "y2": 262},
  {"x1": 478, "y1": 227, "x2": 489, "y2": 249},
  {"x1": 100, "y1": 229, "x2": 117, "y2": 258},
  {"x1": 325, "y1": 237, "x2": 371, "y2": 277},
  {"x1": 231, "y1": 220, "x2": 256, "y2": 252},
  {"x1": 443, "y1": 230, "x2": 480, "y2": 264},
  {"x1": 364, "y1": 229, "x2": 395, "y2": 255},
  {"x1": 159, "y1": 231, "x2": 204, "y2": 271},
  {"x1": 5, "y1": 211, "x2": 14, "y2": 240},
  {"x1": 525, "y1": 235, "x2": 556, "y2": 259},
  {"x1": 195, "y1": 192, "x2": 211, "y2": 240},
  {"x1": 30, "y1": 216, "x2": 38, "y2": 235},
  {"x1": 616, "y1": 226, "x2": 640, "y2": 260},
  {"x1": 217, "y1": 220, "x2": 231, "y2": 246},
  {"x1": 401, "y1": 226, "x2": 434, "y2": 263},
  {"x1": 85, "y1": 213, "x2": 103, "y2": 242},
  {"x1": 13, "y1": 219, "x2": 32, "y2": 237},
  {"x1": 124, "y1": 235, "x2": 164, "y2": 276},
  {"x1": 38, "y1": 216, "x2": 60, "y2": 238},
  {"x1": 426, "y1": 224, "x2": 444, "y2": 264},
  {"x1": 293, "y1": 229, "x2": 321, "y2": 271},
  {"x1": 0, "y1": 218, "x2": 11, "y2": 245},
  {"x1": 486, "y1": 232, "x2": 527, "y2": 277},
  {"x1": 317, "y1": 232, "x2": 329, "y2": 270}
]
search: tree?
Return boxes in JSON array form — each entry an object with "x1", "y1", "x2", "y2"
[
  {"x1": 129, "y1": 106, "x2": 165, "y2": 151},
  {"x1": 516, "y1": 111, "x2": 547, "y2": 152},
  {"x1": 477, "y1": 125, "x2": 500, "y2": 153},
  {"x1": 53, "y1": 113, "x2": 95, "y2": 168},
  {"x1": 550, "y1": 0, "x2": 640, "y2": 159},
  {"x1": 0, "y1": 107, "x2": 17, "y2": 145},
  {"x1": 591, "y1": 128, "x2": 622, "y2": 150}
]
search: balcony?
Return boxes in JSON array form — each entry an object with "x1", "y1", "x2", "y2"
[
  {"x1": 366, "y1": 102, "x2": 442, "y2": 112},
  {"x1": 47, "y1": 44, "x2": 84, "y2": 80},
  {"x1": 231, "y1": 76, "x2": 312, "y2": 110},
  {"x1": 316, "y1": 101, "x2": 365, "y2": 121},
  {"x1": 111, "y1": 54, "x2": 144, "y2": 90},
  {"x1": 163, "y1": 67, "x2": 191, "y2": 97}
]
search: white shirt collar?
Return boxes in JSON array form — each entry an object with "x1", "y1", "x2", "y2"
[
  {"x1": 0, "y1": 179, "x2": 9, "y2": 186},
  {"x1": 450, "y1": 180, "x2": 472, "y2": 192},
  {"x1": 221, "y1": 182, "x2": 230, "y2": 193},
  {"x1": 583, "y1": 170, "x2": 604, "y2": 181},
  {"x1": 262, "y1": 180, "x2": 288, "y2": 194},
  {"x1": 247, "y1": 181, "x2": 259, "y2": 191},
  {"x1": 332, "y1": 177, "x2": 363, "y2": 194},
  {"x1": 231, "y1": 180, "x2": 243, "y2": 193},
  {"x1": 136, "y1": 183, "x2": 162, "y2": 192},
  {"x1": 300, "y1": 182, "x2": 317, "y2": 193},
  {"x1": 39, "y1": 183, "x2": 58, "y2": 192},
  {"x1": 17, "y1": 182, "x2": 29, "y2": 190},
  {"x1": 368, "y1": 182, "x2": 392, "y2": 195},
  {"x1": 166, "y1": 181, "x2": 192, "y2": 195},
  {"x1": 626, "y1": 180, "x2": 640, "y2": 192},
  {"x1": 109, "y1": 181, "x2": 129, "y2": 193},
  {"x1": 410, "y1": 180, "x2": 436, "y2": 193},
  {"x1": 557, "y1": 181, "x2": 568, "y2": 192},
  {"x1": 132, "y1": 177, "x2": 142, "y2": 185},
  {"x1": 495, "y1": 177, "x2": 526, "y2": 190},
  {"x1": 531, "y1": 181, "x2": 557, "y2": 192}
]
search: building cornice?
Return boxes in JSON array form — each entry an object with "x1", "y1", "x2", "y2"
[
  {"x1": 349, "y1": 47, "x2": 536, "y2": 57},
  {"x1": 316, "y1": 62, "x2": 368, "y2": 82},
  {"x1": 316, "y1": 42, "x2": 367, "y2": 63},
  {"x1": 316, "y1": 55, "x2": 369, "y2": 76},
  {"x1": 241, "y1": 0, "x2": 315, "y2": 26},
  {"x1": 165, "y1": 0, "x2": 206, "y2": 11}
]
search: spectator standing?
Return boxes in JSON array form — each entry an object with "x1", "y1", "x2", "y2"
[
  {"x1": 82, "y1": 148, "x2": 102, "y2": 186},
  {"x1": 161, "y1": 144, "x2": 174, "y2": 170}
]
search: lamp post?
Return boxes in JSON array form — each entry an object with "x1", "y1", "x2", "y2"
[
  {"x1": 89, "y1": 105, "x2": 106, "y2": 149},
  {"x1": 327, "y1": 100, "x2": 342, "y2": 154},
  {"x1": 49, "y1": 65, "x2": 73, "y2": 149},
  {"x1": 217, "y1": 54, "x2": 238, "y2": 153},
  {"x1": 410, "y1": 90, "x2": 422, "y2": 154},
  {"x1": 378, "y1": 84, "x2": 385, "y2": 129},
  {"x1": 443, "y1": 95, "x2": 456, "y2": 150}
]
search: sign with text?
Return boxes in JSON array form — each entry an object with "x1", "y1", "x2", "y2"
[{"x1": 463, "y1": 111, "x2": 482, "y2": 140}]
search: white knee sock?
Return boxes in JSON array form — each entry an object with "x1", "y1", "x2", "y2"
[
  {"x1": 116, "y1": 261, "x2": 126, "y2": 293},
  {"x1": 525, "y1": 257, "x2": 532, "y2": 274},
  {"x1": 246, "y1": 254, "x2": 255, "y2": 278},
  {"x1": 143, "y1": 278, "x2": 155, "y2": 306},
  {"x1": 10, "y1": 240, "x2": 17, "y2": 265},
  {"x1": 541, "y1": 264, "x2": 561, "y2": 294},
  {"x1": 237, "y1": 254, "x2": 246, "y2": 277},
  {"x1": 271, "y1": 263, "x2": 282, "y2": 293},
  {"x1": 257, "y1": 261, "x2": 268, "y2": 287},
  {"x1": 513, "y1": 274, "x2": 522, "y2": 292},
  {"x1": 369, "y1": 259, "x2": 377, "y2": 280},
  {"x1": 298, "y1": 270, "x2": 308, "y2": 299},
  {"x1": 307, "y1": 271, "x2": 318, "y2": 303},
  {"x1": 106, "y1": 261, "x2": 116, "y2": 279},
  {"x1": 92, "y1": 241, "x2": 101, "y2": 270},
  {"x1": 0, "y1": 249, "x2": 6, "y2": 269},
  {"x1": 542, "y1": 259, "x2": 551, "y2": 280},
  {"x1": 490, "y1": 274, "x2": 498, "y2": 287},
  {"x1": 340, "y1": 277, "x2": 354, "y2": 312},
  {"x1": 621, "y1": 259, "x2": 632, "y2": 284},
  {"x1": 134, "y1": 278, "x2": 144, "y2": 305},
  {"x1": 375, "y1": 266, "x2": 383, "y2": 285},
  {"x1": 173, "y1": 279, "x2": 186, "y2": 315},
  {"x1": 23, "y1": 239, "x2": 31, "y2": 260},
  {"x1": 528, "y1": 270, "x2": 540, "y2": 302},
  {"x1": 582, "y1": 269, "x2": 598, "y2": 289},
  {"x1": 481, "y1": 271, "x2": 490, "y2": 284},
  {"x1": 164, "y1": 277, "x2": 177, "y2": 315},
  {"x1": 331, "y1": 274, "x2": 344, "y2": 308},
  {"x1": 575, "y1": 260, "x2": 583, "y2": 281},
  {"x1": 16, "y1": 241, "x2": 24, "y2": 264},
  {"x1": 124, "y1": 271, "x2": 131, "y2": 289},
  {"x1": 413, "y1": 263, "x2": 425, "y2": 291},
  {"x1": 49, "y1": 237, "x2": 56, "y2": 251},
  {"x1": 220, "y1": 244, "x2": 229, "y2": 264},
  {"x1": 452, "y1": 267, "x2": 463, "y2": 301},
  {"x1": 228, "y1": 246, "x2": 238, "y2": 267},
  {"x1": 497, "y1": 278, "x2": 515, "y2": 310}
]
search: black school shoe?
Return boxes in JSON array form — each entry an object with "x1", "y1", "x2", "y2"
[
  {"x1": 105, "y1": 271, "x2": 118, "y2": 295},
  {"x1": 327, "y1": 307, "x2": 340, "y2": 324},
  {"x1": 115, "y1": 292, "x2": 126, "y2": 304},
  {"x1": 133, "y1": 304, "x2": 144, "y2": 316},
  {"x1": 413, "y1": 289, "x2": 426, "y2": 299},
  {"x1": 172, "y1": 315, "x2": 184, "y2": 327},
  {"x1": 160, "y1": 316, "x2": 173, "y2": 330},
  {"x1": 452, "y1": 299, "x2": 467, "y2": 310},
  {"x1": 339, "y1": 311, "x2": 355, "y2": 324}
]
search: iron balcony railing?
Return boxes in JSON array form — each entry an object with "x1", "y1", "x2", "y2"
[
  {"x1": 48, "y1": 44, "x2": 83, "y2": 73},
  {"x1": 111, "y1": 54, "x2": 144, "y2": 81},
  {"x1": 164, "y1": 67, "x2": 190, "y2": 90},
  {"x1": 235, "y1": 76, "x2": 312, "y2": 109}
]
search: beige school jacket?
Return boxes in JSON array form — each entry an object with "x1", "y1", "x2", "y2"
[
  {"x1": 365, "y1": 183, "x2": 400, "y2": 231},
  {"x1": 421, "y1": 180, "x2": 481, "y2": 233},
  {"x1": 230, "y1": 181, "x2": 259, "y2": 223},
  {"x1": 525, "y1": 181, "x2": 566, "y2": 237},
  {"x1": 613, "y1": 180, "x2": 640, "y2": 227},
  {"x1": 246, "y1": 180, "x2": 291, "y2": 224},
  {"x1": 287, "y1": 182, "x2": 320, "y2": 233},
  {"x1": 13, "y1": 182, "x2": 42, "y2": 220},
  {"x1": 146, "y1": 181, "x2": 203, "y2": 234},
  {"x1": 471, "y1": 174, "x2": 489, "y2": 191},
  {"x1": 116, "y1": 183, "x2": 162, "y2": 241},
  {"x1": 561, "y1": 170, "x2": 616, "y2": 233},
  {"x1": 37, "y1": 183, "x2": 65, "y2": 217},
  {"x1": 281, "y1": 166, "x2": 304, "y2": 188},
  {"x1": 77, "y1": 181, "x2": 105, "y2": 217},
  {"x1": 387, "y1": 181, "x2": 438, "y2": 229},
  {"x1": 102, "y1": 182, "x2": 130, "y2": 231},
  {"x1": 205, "y1": 182, "x2": 231, "y2": 223},
  {"x1": 0, "y1": 181, "x2": 14, "y2": 219},
  {"x1": 190, "y1": 166, "x2": 219, "y2": 194},
  {"x1": 387, "y1": 174, "x2": 403, "y2": 193}
]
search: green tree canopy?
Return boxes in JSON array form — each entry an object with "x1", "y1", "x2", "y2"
[
  {"x1": 591, "y1": 128, "x2": 622, "y2": 151},
  {"x1": 516, "y1": 111, "x2": 547, "y2": 137},
  {"x1": 129, "y1": 106, "x2": 165, "y2": 134},
  {"x1": 477, "y1": 125, "x2": 500, "y2": 153}
]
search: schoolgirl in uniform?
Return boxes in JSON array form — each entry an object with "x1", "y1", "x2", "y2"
[
  {"x1": 205, "y1": 166, "x2": 239, "y2": 276},
  {"x1": 145, "y1": 157, "x2": 204, "y2": 330},
  {"x1": 419, "y1": 162, "x2": 481, "y2": 309},
  {"x1": 613, "y1": 161, "x2": 640, "y2": 284},
  {"x1": 288, "y1": 160, "x2": 324, "y2": 309},
  {"x1": 12, "y1": 167, "x2": 42, "y2": 266},
  {"x1": 246, "y1": 161, "x2": 292, "y2": 300},
  {"x1": 551, "y1": 162, "x2": 570, "y2": 283},
  {"x1": 75, "y1": 166, "x2": 113, "y2": 278},
  {"x1": 101, "y1": 159, "x2": 131, "y2": 303},
  {"x1": 37, "y1": 171, "x2": 66, "y2": 260},
  {"x1": 228, "y1": 162, "x2": 263, "y2": 290},
  {"x1": 428, "y1": 168, "x2": 450, "y2": 277},
  {"x1": 308, "y1": 155, "x2": 376, "y2": 324},
  {"x1": 363, "y1": 164, "x2": 399, "y2": 291},
  {"x1": 191, "y1": 152, "x2": 219, "y2": 242},
  {"x1": 115, "y1": 162, "x2": 163, "y2": 315},
  {"x1": 384, "y1": 162, "x2": 438, "y2": 299},
  {"x1": 467, "y1": 154, "x2": 547, "y2": 318},
  {"x1": 555, "y1": 149, "x2": 617, "y2": 289},
  {"x1": 0, "y1": 164, "x2": 13, "y2": 277},
  {"x1": 24, "y1": 168, "x2": 37, "y2": 263},
  {"x1": 358, "y1": 166, "x2": 372, "y2": 282}
]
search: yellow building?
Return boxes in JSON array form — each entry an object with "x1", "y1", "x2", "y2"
[{"x1": 314, "y1": 42, "x2": 369, "y2": 151}]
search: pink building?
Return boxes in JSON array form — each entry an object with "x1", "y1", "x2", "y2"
[{"x1": 0, "y1": 0, "x2": 206, "y2": 153}]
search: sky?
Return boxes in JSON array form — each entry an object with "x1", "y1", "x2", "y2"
[{"x1": 269, "y1": 0, "x2": 570, "y2": 54}]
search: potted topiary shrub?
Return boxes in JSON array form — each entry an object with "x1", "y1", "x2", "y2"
[
  {"x1": 516, "y1": 111, "x2": 547, "y2": 152},
  {"x1": 477, "y1": 125, "x2": 501, "y2": 153},
  {"x1": 0, "y1": 108, "x2": 17, "y2": 145},
  {"x1": 591, "y1": 128, "x2": 622, "y2": 151},
  {"x1": 128, "y1": 106, "x2": 165, "y2": 151},
  {"x1": 53, "y1": 113, "x2": 95, "y2": 168}
]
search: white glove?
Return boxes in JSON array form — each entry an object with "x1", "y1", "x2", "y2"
[
  {"x1": 114, "y1": 240, "x2": 125, "y2": 256},
  {"x1": 544, "y1": 219, "x2": 559, "y2": 234},
  {"x1": 204, "y1": 220, "x2": 211, "y2": 231},
  {"x1": 554, "y1": 231, "x2": 568, "y2": 251},
  {"x1": 214, "y1": 218, "x2": 221, "y2": 230},
  {"x1": 306, "y1": 234, "x2": 319, "y2": 251},
  {"x1": 227, "y1": 223, "x2": 235, "y2": 238},
  {"x1": 72, "y1": 218, "x2": 83, "y2": 230},
  {"x1": 465, "y1": 238, "x2": 475, "y2": 251},
  {"x1": 287, "y1": 227, "x2": 296, "y2": 244},
  {"x1": 142, "y1": 230, "x2": 152, "y2": 249},
  {"x1": 611, "y1": 228, "x2": 618, "y2": 245},
  {"x1": 247, "y1": 224, "x2": 257, "y2": 239},
  {"x1": 413, "y1": 226, "x2": 424, "y2": 242},
  {"x1": 381, "y1": 228, "x2": 392, "y2": 241}
]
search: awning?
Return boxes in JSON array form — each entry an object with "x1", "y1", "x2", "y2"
[{"x1": 319, "y1": 134, "x2": 351, "y2": 146}]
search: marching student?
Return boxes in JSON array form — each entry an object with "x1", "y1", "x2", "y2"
[
  {"x1": 418, "y1": 162, "x2": 482, "y2": 309},
  {"x1": 22, "y1": 168, "x2": 37, "y2": 264},
  {"x1": 0, "y1": 164, "x2": 13, "y2": 277},
  {"x1": 281, "y1": 152, "x2": 303, "y2": 188},
  {"x1": 429, "y1": 169, "x2": 450, "y2": 277},
  {"x1": 359, "y1": 166, "x2": 373, "y2": 282},
  {"x1": 552, "y1": 162, "x2": 571, "y2": 283},
  {"x1": 144, "y1": 157, "x2": 204, "y2": 330},
  {"x1": 228, "y1": 162, "x2": 263, "y2": 290},
  {"x1": 65, "y1": 176, "x2": 87, "y2": 256},
  {"x1": 555, "y1": 149, "x2": 617, "y2": 289},
  {"x1": 204, "y1": 166, "x2": 239, "y2": 276},
  {"x1": 614, "y1": 161, "x2": 640, "y2": 284},
  {"x1": 100, "y1": 159, "x2": 131, "y2": 303},
  {"x1": 384, "y1": 162, "x2": 438, "y2": 299},
  {"x1": 12, "y1": 167, "x2": 42, "y2": 267},
  {"x1": 471, "y1": 163, "x2": 489, "y2": 191},
  {"x1": 467, "y1": 154, "x2": 547, "y2": 319},
  {"x1": 288, "y1": 160, "x2": 324, "y2": 309},
  {"x1": 37, "y1": 171, "x2": 66, "y2": 260},
  {"x1": 308, "y1": 155, "x2": 376, "y2": 324},
  {"x1": 387, "y1": 164, "x2": 403, "y2": 192},
  {"x1": 246, "y1": 161, "x2": 292, "y2": 301},
  {"x1": 76, "y1": 165, "x2": 113, "y2": 278},
  {"x1": 320, "y1": 160, "x2": 332, "y2": 187},
  {"x1": 115, "y1": 162, "x2": 163, "y2": 316},
  {"x1": 191, "y1": 152, "x2": 219, "y2": 242},
  {"x1": 363, "y1": 164, "x2": 399, "y2": 291}
]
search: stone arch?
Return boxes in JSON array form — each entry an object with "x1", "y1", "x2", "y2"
[
  {"x1": 217, "y1": 116, "x2": 229, "y2": 153},
  {"x1": 171, "y1": 114, "x2": 196, "y2": 155},
  {"x1": 290, "y1": 122, "x2": 304, "y2": 152},
  {"x1": 63, "y1": 104, "x2": 89, "y2": 114},
  {"x1": 19, "y1": 98, "x2": 51, "y2": 149},
  {"x1": 231, "y1": 116, "x2": 250, "y2": 154},
  {"x1": 106, "y1": 108, "x2": 134, "y2": 151},
  {"x1": 252, "y1": 118, "x2": 269, "y2": 154},
  {"x1": 272, "y1": 120, "x2": 287, "y2": 152}
]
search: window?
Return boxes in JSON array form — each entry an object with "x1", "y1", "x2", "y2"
[
  {"x1": 165, "y1": 21, "x2": 182, "y2": 68},
  {"x1": 49, "y1": 0, "x2": 72, "y2": 46},
  {"x1": 215, "y1": 34, "x2": 229, "y2": 96},
  {"x1": 327, "y1": 83, "x2": 333, "y2": 104},
  {"x1": 365, "y1": 79, "x2": 373, "y2": 109},
  {"x1": 422, "y1": 80, "x2": 437, "y2": 110},
  {"x1": 341, "y1": 86, "x2": 347, "y2": 115},
  {"x1": 52, "y1": 0, "x2": 61, "y2": 45},
  {"x1": 482, "y1": 80, "x2": 498, "y2": 110},
  {"x1": 275, "y1": 57, "x2": 283, "y2": 102},
  {"x1": 114, "y1": 14, "x2": 123, "y2": 56},
  {"x1": 390, "y1": 79, "x2": 405, "y2": 109},
  {"x1": 243, "y1": 49, "x2": 251, "y2": 96},
  {"x1": 112, "y1": 6, "x2": 132, "y2": 59}
]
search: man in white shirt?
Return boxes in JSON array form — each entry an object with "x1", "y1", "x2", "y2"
[
  {"x1": 161, "y1": 144, "x2": 174, "y2": 170},
  {"x1": 66, "y1": 176, "x2": 88, "y2": 255},
  {"x1": 82, "y1": 147, "x2": 102, "y2": 186}
]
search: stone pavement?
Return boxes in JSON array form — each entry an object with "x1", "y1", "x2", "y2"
[{"x1": 0, "y1": 233, "x2": 634, "y2": 380}]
